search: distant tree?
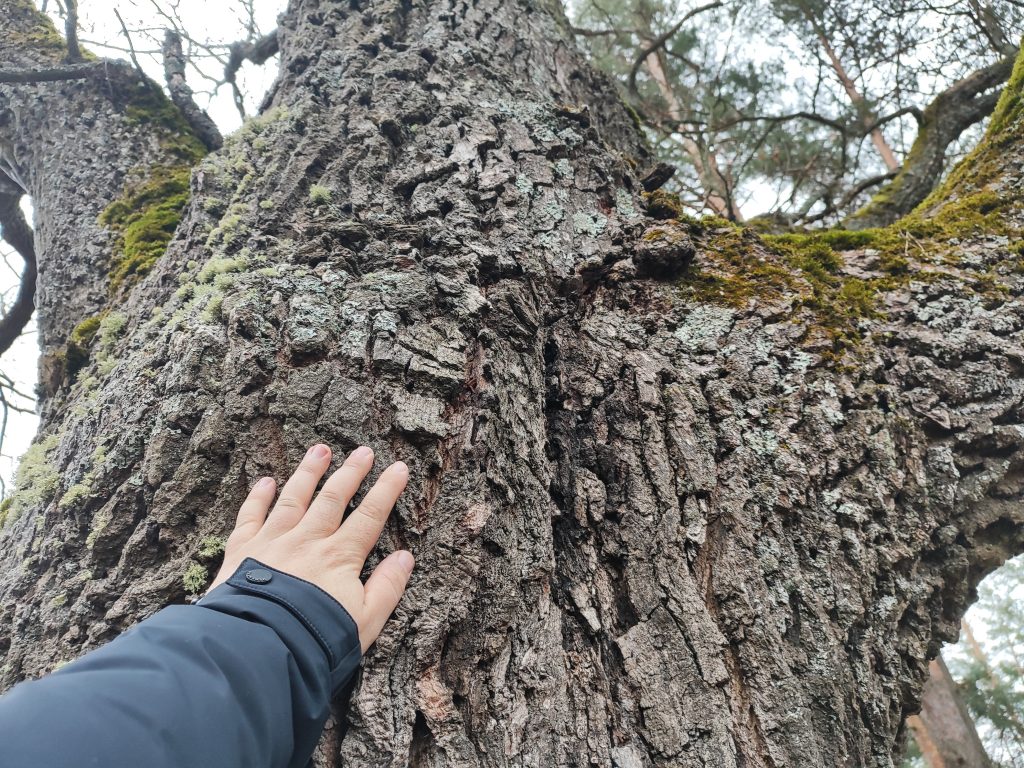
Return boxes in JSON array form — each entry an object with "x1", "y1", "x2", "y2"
[
  {"x1": 572, "y1": 0, "x2": 1023, "y2": 226},
  {"x1": 949, "y1": 556, "x2": 1024, "y2": 767}
]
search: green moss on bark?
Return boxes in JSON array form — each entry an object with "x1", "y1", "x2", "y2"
[
  {"x1": 100, "y1": 166, "x2": 192, "y2": 293},
  {"x1": 98, "y1": 85, "x2": 208, "y2": 294}
]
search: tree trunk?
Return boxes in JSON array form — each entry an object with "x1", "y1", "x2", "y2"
[
  {"x1": 2, "y1": 1, "x2": 1024, "y2": 767},
  {"x1": 907, "y1": 656, "x2": 991, "y2": 768}
]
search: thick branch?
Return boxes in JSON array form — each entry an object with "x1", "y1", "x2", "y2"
[
  {"x1": 162, "y1": 30, "x2": 223, "y2": 150},
  {"x1": 224, "y1": 29, "x2": 279, "y2": 85},
  {"x1": 847, "y1": 53, "x2": 1015, "y2": 229},
  {"x1": 0, "y1": 191, "x2": 36, "y2": 358},
  {"x1": 63, "y1": 0, "x2": 82, "y2": 62},
  {"x1": 0, "y1": 61, "x2": 119, "y2": 83}
]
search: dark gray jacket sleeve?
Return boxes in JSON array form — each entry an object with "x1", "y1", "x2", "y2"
[{"x1": 0, "y1": 557, "x2": 362, "y2": 768}]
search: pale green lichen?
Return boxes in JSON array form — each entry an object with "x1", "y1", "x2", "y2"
[
  {"x1": 553, "y1": 159, "x2": 573, "y2": 178},
  {"x1": 1, "y1": 435, "x2": 60, "y2": 527},
  {"x1": 308, "y1": 184, "x2": 333, "y2": 204},
  {"x1": 200, "y1": 294, "x2": 224, "y2": 323},
  {"x1": 59, "y1": 483, "x2": 91, "y2": 508},
  {"x1": 86, "y1": 507, "x2": 112, "y2": 549},
  {"x1": 197, "y1": 255, "x2": 248, "y2": 283},
  {"x1": 615, "y1": 189, "x2": 638, "y2": 218},
  {"x1": 198, "y1": 535, "x2": 227, "y2": 559},
  {"x1": 572, "y1": 211, "x2": 607, "y2": 237},
  {"x1": 183, "y1": 563, "x2": 209, "y2": 594}
]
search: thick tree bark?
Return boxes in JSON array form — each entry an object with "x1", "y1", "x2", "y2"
[{"x1": 1, "y1": 1, "x2": 1023, "y2": 767}]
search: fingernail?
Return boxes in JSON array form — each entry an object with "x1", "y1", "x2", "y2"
[
  {"x1": 397, "y1": 550, "x2": 415, "y2": 572},
  {"x1": 257, "y1": 476, "x2": 275, "y2": 490},
  {"x1": 351, "y1": 445, "x2": 373, "y2": 462},
  {"x1": 393, "y1": 461, "x2": 409, "y2": 476},
  {"x1": 308, "y1": 444, "x2": 330, "y2": 460}
]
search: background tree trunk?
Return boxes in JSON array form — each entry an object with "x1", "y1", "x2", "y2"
[
  {"x1": 907, "y1": 656, "x2": 992, "y2": 768},
  {"x1": 1, "y1": 1, "x2": 1023, "y2": 766}
]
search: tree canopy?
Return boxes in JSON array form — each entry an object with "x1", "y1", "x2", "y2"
[{"x1": 572, "y1": 0, "x2": 1024, "y2": 227}]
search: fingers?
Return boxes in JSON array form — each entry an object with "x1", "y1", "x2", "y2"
[
  {"x1": 262, "y1": 444, "x2": 332, "y2": 535},
  {"x1": 333, "y1": 461, "x2": 409, "y2": 561},
  {"x1": 361, "y1": 550, "x2": 414, "y2": 651},
  {"x1": 299, "y1": 446, "x2": 375, "y2": 535},
  {"x1": 229, "y1": 476, "x2": 276, "y2": 543}
]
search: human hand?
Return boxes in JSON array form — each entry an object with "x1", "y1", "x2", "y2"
[{"x1": 209, "y1": 444, "x2": 414, "y2": 653}]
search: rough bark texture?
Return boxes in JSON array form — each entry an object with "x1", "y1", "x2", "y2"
[{"x1": 1, "y1": 1, "x2": 1024, "y2": 767}]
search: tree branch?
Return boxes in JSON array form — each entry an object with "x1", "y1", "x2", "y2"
[
  {"x1": 63, "y1": 0, "x2": 82, "y2": 62},
  {"x1": 224, "y1": 29, "x2": 279, "y2": 85},
  {"x1": 222, "y1": 29, "x2": 278, "y2": 119},
  {"x1": 862, "y1": 106, "x2": 924, "y2": 135},
  {"x1": 0, "y1": 191, "x2": 36, "y2": 359},
  {"x1": 162, "y1": 30, "x2": 223, "y2": 150},
  {"x1": 627, "y1": 2, "x2": 723, "y2": 96},
  {"x1": 112, "y1": 8, "x2": 148, "y2": 81},
  {"x1": 0, "y1": 61, "x2": 119, "y2": 84}
]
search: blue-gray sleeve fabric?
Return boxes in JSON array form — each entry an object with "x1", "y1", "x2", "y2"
[{"x1": 0, "y1": 558, "x2": 362, "y2": 768}]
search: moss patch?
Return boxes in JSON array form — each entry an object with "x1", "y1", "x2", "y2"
[
  {"x1": 66, "y1": 314, "x2": 103, "y2": 374},
  {"x1": 99, "y1": 85, "x2": 207, "y2": 294},
  {"x1": 9, "y1": 0, "x2": 67, "y2": 60},
  {"x1": 100, "y1": 166, "x2": 192, "y2": 293}
]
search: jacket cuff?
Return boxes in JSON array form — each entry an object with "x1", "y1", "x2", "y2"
[{"x1": 200, "y1": 558, "x2": 362, "y2": 692}]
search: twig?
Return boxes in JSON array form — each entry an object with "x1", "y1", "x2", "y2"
[{"x1": 113, "y1": 8, "x2": 150, "y2": 82}]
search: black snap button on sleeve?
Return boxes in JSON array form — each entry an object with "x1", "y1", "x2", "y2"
[{"x1": 245, "y1": 568, "x2": 273, "y2": 584}]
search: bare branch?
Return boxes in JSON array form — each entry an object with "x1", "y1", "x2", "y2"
[
  {"x1": 113, "y1": 8, "x2": 149, "y2": 82},
  {"x1": 0, "y1": 189, "x2": 36, "y2": 359},
  {"x1": 627, "y1": 2, "x2": 723, "y2": 96},
  {"x1": 862, "y1": 106, "x2": 925, "y2": 135},
  {"x1": 162, "y1": 30, "x2": 223, "y2": 150}
]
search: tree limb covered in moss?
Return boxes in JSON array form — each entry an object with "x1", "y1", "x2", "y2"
[
  {"x1": 162, "y1": 30, "x2": 222, "y2": 151},
  {"x1": 847, "y1": 52, "x2": 1017, "y2": 230}
]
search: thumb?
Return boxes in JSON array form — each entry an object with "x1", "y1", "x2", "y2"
[{"x1": 360, "y1": 550, "x2": 414, "y2": 651}]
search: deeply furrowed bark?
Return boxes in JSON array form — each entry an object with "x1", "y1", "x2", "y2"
[{"x1": 1, "y1": 1, "x2": 1023, "y2": 767}]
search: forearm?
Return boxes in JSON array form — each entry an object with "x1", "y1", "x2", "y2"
[{"x1": 0, "y1": 559, "x2": 361, "y2": 768}]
